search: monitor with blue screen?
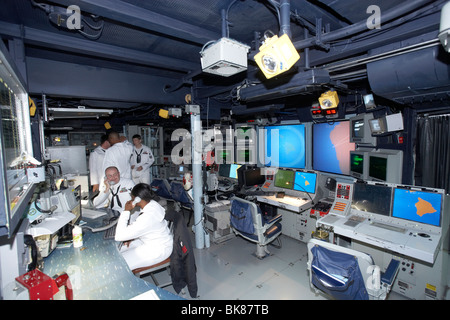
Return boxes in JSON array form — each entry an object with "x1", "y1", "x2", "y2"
[
  {"x1": 229, "y1": 164, "x2": 242, "y2": 179},
  {"x1": 392, "y1": 188, "x2": 442, "y2": 227},
  {"x1": 313, "y1": 121, "x2": 355, "y2": 175},
  {"x1": 293, "y1": 171, "x2": 317, "y2": 194},
  {"x1": 265, "y1": 124, "x2": 306, "y2": 169}
]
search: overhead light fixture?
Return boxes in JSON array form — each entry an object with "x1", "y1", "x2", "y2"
[
  {"x1": 319, "y1": 90, "x2": 339, "y2": 109},
  {"x1": 48, "y1": 106, "x2": 113, "y2": 119},
  {"x1": 200, "y1": 37, "x2": 250, "y2": 77},
  {"x1": 159, "y1": 109, "x2": 169, "y2": 119},
  {"x1": 254, "y1": 33, "x2": 300, "y2": 79}
]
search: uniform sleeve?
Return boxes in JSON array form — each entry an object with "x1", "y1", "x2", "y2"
[
  {"x1": 115, "y1": 209, "x2": 151, "y2": 241},
  {"x1": 93, "y1": 189, "x2": 110, "y2": 208},
  {"x1": 140, "y1": 146, "x2": 154, "y2": 170}
]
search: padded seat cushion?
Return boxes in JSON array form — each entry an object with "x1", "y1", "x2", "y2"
[{"x1": 132, "y1": 257, "x2": 171, "y2": 275}]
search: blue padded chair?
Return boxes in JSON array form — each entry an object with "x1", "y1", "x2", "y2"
[
  {"x1": 170, "y1": 181, "x2": 193, "y2": 226},
  {"x1": 230, "y1": 197, "x2": 282, "y2": 259},
  {"x1": 150, "y1": 178, "x2": 173, "y2": 200},
  {"x1": 307, "y1": 238, "x2": 400, "y2": 300}
]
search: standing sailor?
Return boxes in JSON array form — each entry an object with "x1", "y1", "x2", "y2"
[
  {"x1": 130, "y1": 134, "x2": 154, "y2": 184},
  {"x1": 89, "y1": 134, "x2": 110, "y2": 193},
  {"x1": 102, "y1": 131, "x2": 133, "y2": 180}
]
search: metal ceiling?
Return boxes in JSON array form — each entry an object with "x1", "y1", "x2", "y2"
[{"x1": 0, "y1": 0, "x2": 449, "y2": 125}]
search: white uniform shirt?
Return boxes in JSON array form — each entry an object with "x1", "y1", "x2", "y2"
[
  {"x1": 89, "y1": 146, "x2": 107, "y2": 186},
  {"x1": 102, "y1": 140, "x2": 133, "y2": 180},
  {"x1": 115, "y1": 200, "x2": 171, "y2": 243},
  {"x1": 93, "y1": 177, "x2": 135, "y2": 212},
  {"x1": 130, "y1": 144, "x2": 154, "y2": 183}
]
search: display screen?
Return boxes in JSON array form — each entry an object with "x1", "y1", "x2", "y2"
[
  {"x1": 265, "y1": 124, "x2": 306, "y2": 169},
  {"x1": 351, "y1": 183, "x2": 392, "y2": 216},
  {"x1": 274, "y1": 169, "x2": 295, "y2": 190},
  {"x1": 293, "y1": 171, "x2": 317, "y2": 194},
  {"x1": 369, "y1": 156, "x2": 387, "y2": 181},
  {"x1": 243, "y1": 168, "x2": 266, "y2": 187},
  {"x1": 350, "y1": 153, "x2": 365, "y2": 174},
  {"x1": 229, "y1": 164, "x2": 241, "y2": 179},
  {"x1": 313, "y1": 121, "x2": 355, "y2": 175},
  {"x1": 352, "y1": 119, "x2": 365, "y2": 139},
  {"x1": 392, "y1": 188, "x2": 442, "y2": 227},
  {"x1": 236, "y1": 148, "x2": 254, "y2": 164},
  {"x1": 218, "y1": 164, "x2": 230, "y2": 177}
]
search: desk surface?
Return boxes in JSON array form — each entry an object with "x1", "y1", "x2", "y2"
[
  {"x1": 43, "y1": 228, "x2": 182, "y2": 300},
  {"x1": 256, "y1": 194, "x2": 312, "y2": 213},
  {"x1": 317, "y1": 213, "x2": 441, "y2": 264}
]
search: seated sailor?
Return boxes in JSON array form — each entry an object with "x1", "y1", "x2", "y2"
[
  {"x1": 93, "y1": 166, "x2": 135, "y2": 213},
  {"x1": 115, "y1": 183, "x2": 173, "y2": 270}
]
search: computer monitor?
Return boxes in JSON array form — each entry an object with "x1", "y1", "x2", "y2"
[
  {"x1": 349, "y1": 149, "x2": 373, "y2": 180},
  {"x1": 392, "y1": 188, "x2": 442, "y2": 227},
  {"x1": 264, "y1": 124, "x2": 306, "y2": 169},
  {"x1": 229, "y1": 164, "x2": 242, "y2": 179},
  {"x1": 235, "y1": 125, "x2": 256, "y2": 144},
  {"x1": 218, "y1": 164, "x2": 231, "y2": 177},
  {"x1": 293, "y1": 171, "x2": 317, "y2": 194},
  {"x1": 349, "y1": 113, "x2": 376, "y2": 145},
  {"x1": 351, "y1": 182, "x2": 392, "y2": 216},
  {"x1": 368, "y1": 149, "x2": 403, "y2": 183},
  {"x1": 216, "y1": 146, "x2": 234, "y2": 164},
  {"x1": 235, "y1": 147, "x2": 256, "y2": 164},
  {"x1": 369, "y1": 118, "x2": 386, "y2": 134},
  {"x1": 274, "y1": 169, "x2": 295, "y2": 190},
  {"x1": 243, "y1": 167, "x2": 266, "y2": 187},
  {"x1": 313, "y1": 121, "x2": 356, "y2": 175}
]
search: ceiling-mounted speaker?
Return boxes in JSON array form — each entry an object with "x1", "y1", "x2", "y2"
[{"x1": 200, "y1": 38, "x2": 250, "y2": 77}]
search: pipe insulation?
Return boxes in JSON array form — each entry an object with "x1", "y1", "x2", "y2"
[{"x1": 292, "y1": 0, "x2": 436, "y2": 50}]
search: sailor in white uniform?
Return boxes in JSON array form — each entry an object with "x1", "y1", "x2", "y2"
[
  {"x1": 102, "y1": 131, "x2": 133, "y2": 180},
  {"x1": 130, "y1": 134, "x2": 154, "y2": 184},
  {"x1": 115, "y1": 183, "x2": 173, "y2": 270},
  {"x1": 89, "y1": 134, "x2": 110, "y2": 193},
  {"x1": 93, "y1": 166, "x2": 135, "y2": 213}
]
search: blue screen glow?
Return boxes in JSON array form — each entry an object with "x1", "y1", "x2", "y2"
[
  {"x1": 293, "y1": 171, "x2": 317, "y2": 194},
  {"x1": 392, "y1": 188, "x2": 442, "y2": 227},
  {"x1": 265, "y1": 124, "x2": 306, "y2": 169},
  {"x1": 313, "y1": 121, "x2": 355, "y2": 175}
]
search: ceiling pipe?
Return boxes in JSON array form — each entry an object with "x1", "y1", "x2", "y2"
[
  {"x1": 279, "y1": 0, "x2": 291, "y2": 38},
  {"x1": 293, "y1": 0, "x2": 436, "y2": 50}
]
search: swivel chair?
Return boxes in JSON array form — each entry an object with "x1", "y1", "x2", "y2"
[
  {"x1": 306, "y1": 238, "x2": 400, "y2": 300},
  {"x1": 150, "y1": 178, "x2": 173, "y2": 200},
  {"x1": 131, "y1": 213, "x2": 174, "y2": 289},
  {"x1": 170, "y1": 181, "x2": 193, "y2": 226},
  {"x1": 229, "y1": 197, "x2": 282, "y2": 259},
  {"x1": 132, "y1": 257, "x2": 172, "y2": 288}
]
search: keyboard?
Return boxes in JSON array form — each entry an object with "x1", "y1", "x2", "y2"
[{"x1": 103, "y1": 223, "x2": 117, "y2": 240}]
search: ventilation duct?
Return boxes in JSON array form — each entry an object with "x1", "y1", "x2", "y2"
[{"x1": 367, "y1": 45, "x2": 450, "y2": 105}]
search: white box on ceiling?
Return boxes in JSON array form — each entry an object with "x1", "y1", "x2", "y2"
[{"x1": 200, "y1": 37, "x2": 250, "y2": 77}]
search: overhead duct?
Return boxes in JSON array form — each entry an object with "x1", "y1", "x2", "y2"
[
  {"x1": 231, "y1": 104, "x2": 283, "y2": 115},
  {"x1": 238, "y1": 69, "x2": 332, "y2": 102},
  {"x1": 292, "y1": 0, "x2": 435, "y2": 51},
  {"x1": 367, "y1": 45, "x2": 450, "y2": 105}
]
